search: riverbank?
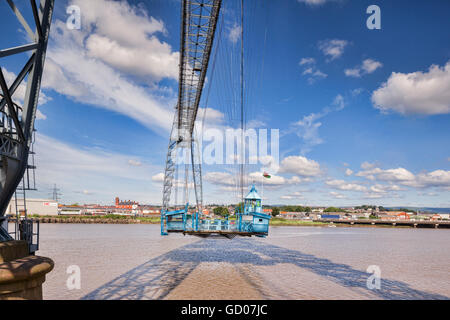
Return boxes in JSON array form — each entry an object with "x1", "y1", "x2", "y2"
[
  {"x1": 14, "y1": 215, "x2": 327, "y2": 227},
  {"x1": 8, "y1": 215, "x2": 448, "y2": 229}
]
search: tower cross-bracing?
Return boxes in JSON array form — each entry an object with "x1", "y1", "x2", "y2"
[
  {"x1": 161, "y1": 0, "x2": 222, "y2": 234},
  {"x1": 0, "y1": 0, "x2": 55, "y2": 243}
]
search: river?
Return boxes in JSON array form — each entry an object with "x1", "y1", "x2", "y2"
[{"x1": 35, "y1": 224, "x2": 449, "y2": 300}]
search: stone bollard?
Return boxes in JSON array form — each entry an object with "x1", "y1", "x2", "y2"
[{"x1": 0, "y1": 241, "x2": 54, "y2": 300}]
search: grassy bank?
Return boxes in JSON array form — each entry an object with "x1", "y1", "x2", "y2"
[
  {"x1": 22, "y1": 215, "x2": 326, "y2": 227},
  {"x1": 23, "y1": 214, "x2": 161, "y2": 224},
  {"x1": 269, "y1": 217, "x2": 328, "y2": 227}
]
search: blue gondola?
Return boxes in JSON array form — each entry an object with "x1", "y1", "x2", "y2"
[{"x1": 161, "y1": 185, "x2": 271, "y2": 238}]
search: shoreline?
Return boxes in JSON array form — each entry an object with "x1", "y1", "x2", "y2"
[{"x1": 7, "y1": 215, "x2": 447, "y2": 229}]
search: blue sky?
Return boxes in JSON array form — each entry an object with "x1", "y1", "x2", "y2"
[{"x1": 1, "y1": 0, "x2": 449, "y2": 207}]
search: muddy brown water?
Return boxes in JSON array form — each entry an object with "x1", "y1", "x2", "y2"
[{"x1": 31, "y1": 224, "x2": 449, "y2": 300}]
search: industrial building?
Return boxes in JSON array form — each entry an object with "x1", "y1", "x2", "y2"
[{"x1": 7, "y1": 198, "x2": 58, "y2": 216}]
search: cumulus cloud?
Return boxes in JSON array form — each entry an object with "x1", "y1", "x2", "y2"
[
  {"x1": 372, "y1": 61, "x2": 450, "y2": 115},
  {"x1": 75, "y1": 0, "x2": 178, "y2": 80},
  {"x1": 204, "y1": 171, "x2": 236, "y2": 187},
  {"x1": 298, "y1": 57, "x2": 327, "y2": 84},
  {"x1": 345, "y1": 168, "x2": 353, "y2": 176},
  {"x1": 41, "y1": 0, "x2": 176, "y2": 133},
  {"x1": 299, "y1": 57, "x2": 315, "y2": 66},
  {"x1": 329, "y1": 191, "x2": 346, "y2": 199},
  {"x1": 203, "y1": 170, "x2": 305, "y2": 189},
  {"x1": 281, "y1": 192, "x2": 304, "y2": 200},
  {"x1": 85, "y1": 34, "x2": 178, "y2": 80},
  {"x1": 356, "y1": 163, "x2": 450, "y2": 189},
  {"x1": 325, "y1": 179, "x2": 367, "y2": 192},
  {"x1": 151, "y1": 173, "x2": 165, "y2": 182},
  {"x1": 279, "y1": 156, "x2": 322, "y2": 177},
  {"x1": 369, "y1": 184, "x2": 403, "y2": 194},
  {"x1": 318, "y1": 39, "x2": 349, "y2": 61},
  {"x1": 197, "y1": 108, "x2": 225, "y2": 124},
  {"x1": 345, "y1": 58, "x2": 383, "y2": 78}
]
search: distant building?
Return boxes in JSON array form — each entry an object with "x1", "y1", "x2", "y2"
[
  {"x1": 115, "y1": 197, "x2": 139, "y2": 209},
  {"x1": 7, "y1": 198, "x2": 58, "y2": 216},
  {"x1": 59, "y1": 205, "x2": 83, "y2": 215},
  {"x1": 140, "y1": 207, "x2": 161, "y2": 216},
  {"x1": 279, "y1": 211, "x2": 308, "y2": 220},
  {"x1": 379, "y1": 212, "x2": 411, "y2": 221},
  {"x1": 319, "y1": 214, "x2": 341, "y2": 220}
]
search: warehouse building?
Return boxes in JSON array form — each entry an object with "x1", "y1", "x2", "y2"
[{"x1": 7, "y1": 198, "x2": 58, "y2": 216}]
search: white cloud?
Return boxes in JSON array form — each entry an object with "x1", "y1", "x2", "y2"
[
  {"x1": 318, "y1": 39, "x2": 349, "y2": 61},
  {"x1": 298, "y1": 57, "x2": 327, "y2": 84},
  {"x1": 345, "y1": 59, "x2": 383, "y2": 78},
  {"x1": 356, "y1": 163, "x2": 450, "y2": 189},
  {"x1": 362, "y1": 59, "x2": 383, "y2": 73},
  {"x1": 204, "y1": 171, "x2": 236, "y2": 186},
  {"x1": 416, "y1": 170, "x2": 450, "y2": 188},
  {"x1": 369, "y1": 184, "x2": 402, "y2": 194},
  {"x1": 279, "y1": 156, "x2": 322, "y2": 177},
  {"x1": 345, "y1": 168, "x2": 353, "y2": 176},
  {"x1": 151, "y1": 173, "x2": 165, "y2": 182},
  {"x1": 85, "y1": 34, "x2": 179, "y2": 80},
  {"x1": 293, "y1": 94, "x2": 346, "y2": 153},
  {"x1": 128, "y1": 159, "x2": 142, "y2": 167},
  {"x1": 299, "y1": 57, "x2": 315, "y2": 66},
  {"x1": 344, "y1": 68, "x2": 361, "y2": 78},
  {"x1": 42, "y1": 0, "x2": 176, "y2": 133},
  {"x1": 372, "y1": 61, "x2": 450, "y2": 115},
  {"x1": 363, "y1": 193, "x2": 383, "y2": 199},
  {"x1": 249, "y1": 172, "x2": 304, "y2": 186},
  {"x1": 73, "y1": 0, "x2": 178, "y2": 81},
  {"x1": 361, "y1": 162, "x2": 377, "y2": 170},
  {"x1": 351, "y1": 88, "x2": 364, "y2": 96},
  {"x1": 1, "y1": 67, "x2": 50, "y2": 107},
  {"x1": 280, "y1": 191, "x2": 304, "y2": 200},
  {"x1": 377, "y1": 168, "x2": 416, "y2": 183},
  {"x1": 330, "y1": 191, "x2": 346, "y2": 199},
  {"x1": 197, "y1": 108, "x2": 225, "y2": 124},
  {"x1": 33, "y1": 133, "x2": 157, "y2": 203},
  {"x1": 36, "y1": 109, "x2": 47, "y2": 120},
  {"x1": 302, "y1": 68, "x2": 313, "y2": 75},
  {"x1": 325, "y1": 179, "x2": 367, "y2": 192},
  {"x1": 228, "y1": 23, "x2": 241, "y2": 44}
]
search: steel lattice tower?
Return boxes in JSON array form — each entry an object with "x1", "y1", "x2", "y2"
[
  {"x1": 161, "y1": 0, "x2": 222, "y2": 234},
  {"x1": 0, "y1": 0, "x2": 55, "y2": 241}
]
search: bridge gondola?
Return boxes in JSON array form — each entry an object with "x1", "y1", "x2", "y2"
[{"x1": 162, "y1": 185, "x2": 271, "y2": 238}]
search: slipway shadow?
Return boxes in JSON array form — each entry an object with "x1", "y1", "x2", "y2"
[{"x1": 83, "y1": 238, "x2": 448, "y2": 300}]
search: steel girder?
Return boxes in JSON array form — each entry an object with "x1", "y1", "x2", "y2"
[
  {"x1": 161, "y1": 0, "x2": 221, "y2": 234},
  {"x1": 0, "y1": 0, "x2": 55, "y2": 241},
  {"x1": 177, "y1": 0, "x2": 222, "y2": 140}
]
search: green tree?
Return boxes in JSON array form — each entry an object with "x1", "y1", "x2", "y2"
[
  {"x1": 324, "y1": 207, "x2": 345, "y2": 213},
  {"x1": 213, "y1": 206, "x2": 229, "y2": 217},
  {"x1": 271, "y1": 207, "x2": 280, "y2": 217}
]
